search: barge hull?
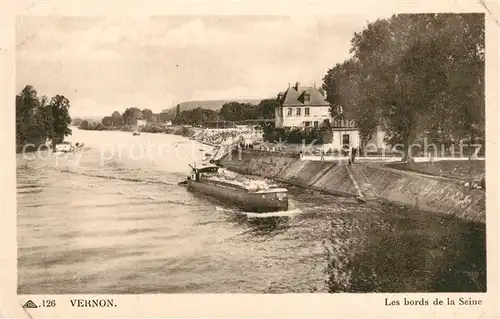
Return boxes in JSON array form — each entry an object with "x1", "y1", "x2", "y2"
[{"x1": 187, "y1": 180, "x2": 288, "y2": 213}]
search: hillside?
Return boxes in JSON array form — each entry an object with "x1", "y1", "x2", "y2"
[{"x1": 161, "y1": 99, "x2": 263, "y2": 114}]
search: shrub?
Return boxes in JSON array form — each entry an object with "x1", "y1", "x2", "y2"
[{"x1": 263, "y1": 122, "x2": 333, "y2": 145}]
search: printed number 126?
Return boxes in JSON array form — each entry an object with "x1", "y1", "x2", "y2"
[{"x1": 42, "y1": 300, "x2": 56, "y2": 307}]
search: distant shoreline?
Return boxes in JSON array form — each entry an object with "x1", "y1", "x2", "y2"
[{"x1": 78, "y1": 124, "x2": 196, "y2": 138}]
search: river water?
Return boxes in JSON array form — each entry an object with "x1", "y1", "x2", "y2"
[{"x1": 17, "y1": 128, "x2": 486, "y2": 293}]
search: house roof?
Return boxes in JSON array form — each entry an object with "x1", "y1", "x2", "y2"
[{"x1": 278, "y1": 85, "x2": 330, "y2": 107}]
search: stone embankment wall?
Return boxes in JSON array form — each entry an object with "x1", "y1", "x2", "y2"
[
  {"x1": 362, "y1": 165, "x2": 485, "y2": 222},
  {"x1": 219, "y1": 149, "x2": 485, "y2": 223}
]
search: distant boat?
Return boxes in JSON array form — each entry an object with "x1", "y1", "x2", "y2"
[
  {"x1": 133, "y1": 131, "x2": 140, "y2": 136},
  {"x1": 179, "y1": 163, "x2": 288, "y2": 213}
]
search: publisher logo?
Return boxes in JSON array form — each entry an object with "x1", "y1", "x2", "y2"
[{"x1": 22, "y1": 300, "x2": 38, "y2": 308}]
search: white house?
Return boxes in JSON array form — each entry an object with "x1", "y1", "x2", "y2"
[
  {"x1": 274, "y1": 82, "x2": 361, "y2": 150},
  {"x1": 136, "y1": 119, "x2": 147, "y2": 127},
  {"x1": 274, "y1": 81, "x2": 391, "y2": 151},
  {"x1": 275, "y1": 82, "x2": 331, "y2": 129}
]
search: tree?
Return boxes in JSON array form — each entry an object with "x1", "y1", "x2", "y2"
[
  {"x1": 150, "y1": 113, "x2": 159, "y2": 123},
  {"x1": 79, "y1": 120, "x2": 89, "y2": 130},
  {"x1": 15, "y1": 85, "x2": 72, "y2": 151},
  {"x1": 122, "y1": 107, "x2": 144, "y2": 125},
  {"x1": 112, "y1": 111, "x2": 121, "y2": 118},
  {"x1": 102, "y1": 116, "x2": 114, "y2": 127},
  {"x1": 48, "y1": 94, "x2": 72, "y2": 147},
  {"x1": 142, "y1": 109, "x2": 153, "y2": 122},
  {"x1": 322, "y1": 13, "x2": 484, "y2": 160},
  {"x1": 110, "y1": 111, "x2": 122, "y2": 126},
  {"x1": 159, "y1": 110, "x2": 173, "y2": 123},
  {"x1": 256, "y1": 99, "x2": 279, "y2": 119},
  {"x1": 219, "y1": 102, "x2": 258, "y2": 121},
  {"x1": 72, "y1": 118, "x2": 83, "y2": 126},
  {"x1": 173, "y1": 107, "x2": 219, "y2": 125}
]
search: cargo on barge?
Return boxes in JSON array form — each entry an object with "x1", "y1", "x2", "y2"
[{"x1": 181, "y1": 163, "x2": 288, "y2": 212}]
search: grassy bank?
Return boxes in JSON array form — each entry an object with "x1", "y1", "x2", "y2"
[
  {"x1": 325, "y1": 202, "x2": 486, "y2": 292},
  {"x1": 387, "y1": 160, "x2": 485, "y2": 181}
]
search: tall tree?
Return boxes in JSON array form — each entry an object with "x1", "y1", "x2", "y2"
[
  {"x1": 48, "y1": 94, "x2": 72, "y2": 146},
  {"x1": 322, "y1": 13, "x2": 484, "y2": 159}
]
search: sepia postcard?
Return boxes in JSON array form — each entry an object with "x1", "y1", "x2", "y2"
[{"x1": 0, "y1": 0, "x2": 499, "y2": 318}]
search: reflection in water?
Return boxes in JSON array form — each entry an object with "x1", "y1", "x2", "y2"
[{"x1": 17, "y1": 128, "x2": 486, "y2": 293}]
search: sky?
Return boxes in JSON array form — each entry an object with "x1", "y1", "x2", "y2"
[{"x1": 16, "y1": 14, "x2": 391, "y2": 117}]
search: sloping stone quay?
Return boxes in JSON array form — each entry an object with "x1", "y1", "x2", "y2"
[{"x1": 218, "y1": 149, "x2": 485, "y2": 223}]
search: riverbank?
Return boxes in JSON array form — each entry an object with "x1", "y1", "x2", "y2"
[
  {"x1": 16, "y1": 128, "x2": 485, "y2": 293},
  {"x1": 218, "y1": 148, "x2": 486, "y2": 292},
  {"x1": 218, "y1": 149, "x2": 485, "y2": 223}
]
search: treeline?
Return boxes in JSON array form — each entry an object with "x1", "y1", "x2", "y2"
[
  {"x1": 172, "y1": 99, "x2": 278, "y2": 125},
  {"x1": 78, "y1": 107, "x2": 172, "y2": 130},
  {"x1": 78, "y1": 99, "x2": 278, "y2": 130},
  {"x1": 16, "y1": 85, "x2": 72, "y2": 152},
  {"x1": 322, "y1": 13, "x2": 484, "y2": 158}
]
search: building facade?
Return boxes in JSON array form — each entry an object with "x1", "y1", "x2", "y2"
[
  {"x1": 274, "y1": 81, "x2": 391, "y2": 151},
  {"x1": 329, "y1": 119, "x2": 361, "y2": 150},
  {"x1": 274, "y1": 82, "x2": 361, "y2": 150},
  {"x1": 275, "y1": 82, "x2": 332, "y2": 129}
]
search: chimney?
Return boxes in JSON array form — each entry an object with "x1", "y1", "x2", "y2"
[{"x1": 294, "y1": 81, "x2": 300, "y2": 90}]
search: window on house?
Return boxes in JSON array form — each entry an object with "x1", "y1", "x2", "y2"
[
  {"x1": 287, "y1": 108, "x2": 292, "y2": 116},
  {"x1": 304, "y1": 121, "x2": 311, "y2": 127},
  {"x1": 296, "y1": 108, "x2": 301, "y2": 116},
  {"x1": 343, "y1": 134, "x2": 350, "y2": 146},
  {"x1": 305, "y1": 107, "x2": 310, "y2": 116},
  {"x1": 304, "y1": 93, "x2": 310, "y2": 102},
  {"x1": 314, "y1": 121, "x2": 319, "y2": 128}
]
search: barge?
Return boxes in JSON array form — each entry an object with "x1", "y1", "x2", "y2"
[{"x1": 181, "y1": 163, "x2": 288, "y2": 212}]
